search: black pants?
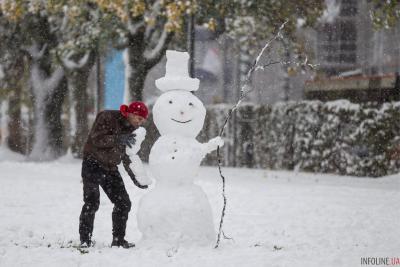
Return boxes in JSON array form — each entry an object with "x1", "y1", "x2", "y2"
[{"x1": 79, "y1": 158, "x2": 131, "y2": 242}]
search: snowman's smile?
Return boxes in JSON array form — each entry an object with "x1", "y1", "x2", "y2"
[{"x1": 171, "y1": 118, "x2": 192, "y2": 124}]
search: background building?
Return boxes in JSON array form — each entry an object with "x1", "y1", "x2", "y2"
[{"x1": 306, "y1": 0, "x2": 400, "y2": 102}]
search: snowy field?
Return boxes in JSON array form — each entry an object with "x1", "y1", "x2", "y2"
[{"x1": 0, "y1": 148, "x2": 399, "y2": 267}]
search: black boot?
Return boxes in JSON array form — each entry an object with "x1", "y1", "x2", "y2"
[
  {"x1": 80, "y1": 239, "x2": 94, "y2": 248},
  {"x1": 79, "y1": 231, "x2": 94, "y2": 248},
  {"x1": 111, "y1": 237, "x2": 135, "y2": 248}
]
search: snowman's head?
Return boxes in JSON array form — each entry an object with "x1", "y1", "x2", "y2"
[{"x1": 153, "y1": 90, "x2": 206, "y2": 138}]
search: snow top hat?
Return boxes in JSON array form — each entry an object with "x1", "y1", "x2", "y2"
[{"x1": 155, "y1": 50, "x2": 200, "y2": 92}]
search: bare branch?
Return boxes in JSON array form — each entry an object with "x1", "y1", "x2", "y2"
[
  {"x1": 60, "y1": 5, "x2": 69, "y2": 32},
  {"x1": 144, "y1": 28, "x2": 174, "y2": 70},
  {"x1": 214, "y1": 21, "x2": 288, "y2": 249},
  {"x1": 245, "y1": 21, "x2": 288, "y2": 84},
  {"x1": 31, "y1": 63, "x2": 64, "y2": 95},
  {"x1": 45, "y1": 66, "x2": 65, "y2": 92},
  {"x1": 49, "y1": 5, "x2": 69, "y2": 34},
  {"x1": 127, "y1": 20, "x2": 146, "y2": 35},
  {"x1": 23, "y1": 43, "x2": 48, "y2": 60},
  {"x1": 254, "y1": 56, "x2": 320, "y2": 72},
  {"x1": 61, "y1": 51, "x2": 91, "y2": 70},
  {"x1": 254, "y1": 60, "x2": 282, "y2": 71},
  {"x1": 124, "y1": 0, "x2": 146, "y2": 35},
  {"x1": 144, "y1": 0, "x2": 163, "y2": 41},
  {"x1": 144, "y1": 22, "x2": 157, "y2": 43}
]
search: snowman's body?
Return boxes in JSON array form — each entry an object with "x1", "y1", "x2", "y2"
[
  {"x1": 138, "y1": 136, "x2": 215, "y2": 245},
  {"x1": 136, "y1": 51, "x2": 223, "y2": 247},
  {"x1": 149, "y1": 135, "x2": 205, "y2": 185}
]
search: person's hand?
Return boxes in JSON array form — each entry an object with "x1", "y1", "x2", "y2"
[
  {"x1": 118, "y1": 133, "x2": 136, "y2": 148},
  {"x1": 137, "y1": 184, "x2": 148, "y2": 189},
  {"x1": 125, "y1": 128, "x2": 147, "y2": 155}
]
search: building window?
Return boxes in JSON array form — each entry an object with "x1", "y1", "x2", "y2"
[{"x1": 317, "y1": 0, "x2": 358, "y2": 74}]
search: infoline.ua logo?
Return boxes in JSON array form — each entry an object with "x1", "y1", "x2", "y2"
[{"x1": 361, "y1": 257, "x2": 400, "y2": 266}]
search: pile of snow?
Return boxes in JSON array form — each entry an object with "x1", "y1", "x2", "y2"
[
  {"x1": 0, "y1": 159, "x2": 398, "y2": 266},
  {"x1": 0, "y1": 146, "x2": 26, "y2": 162}
]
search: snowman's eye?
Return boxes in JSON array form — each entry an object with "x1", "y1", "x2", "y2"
[
  {"x1": 189, "y1": 102, "x2": 194, "y2": 107},
  {"x1": 169, "y1": 100, "x2": 173, "y2": 104}
]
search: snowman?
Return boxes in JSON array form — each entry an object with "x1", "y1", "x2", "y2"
[{"x1": 136, "y1": 50, "x2": 224, "y2": 248}]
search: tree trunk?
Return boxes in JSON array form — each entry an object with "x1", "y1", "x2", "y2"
[
  {"x1": 28, "y1": 16, "x2": 66, "y2": 161},
  {"x1": 44, "y1": 76, "x2": 68, "y2": 158},
  {"x1": 0, "y1": 100, "x2": 9, "y2": 146},
  {"x1": 70, "y1": 53, "x2": 96, "y2": 158},
  {"x1": 282, "y1": 39, "x2": 291, "y2": 101},
  {"x1": 7, "y1": 86, "x2": 24, "y2": 154},
  {"x1": 7, "y1": 55, "x2": 25, "y2": 154},
  {"x1": 127, "y1": 63, "x2": 148, "y2": 101},
  {"x1": 30, "y1": 95, "x2": 49, "y2": 160},
  {"x1": 71, "y1": 73, "x2": 89, "y2": 158},
  {"x1": 29, "y1": 63, "x2": 65, "y2": 161},
  {"x1": 125, "y1": 32, "x2": 148, "y2": 101}
]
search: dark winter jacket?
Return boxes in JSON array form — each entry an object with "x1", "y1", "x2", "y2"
[{"x1": 83, "y1": 110, "x2": 135, "y2": 172}]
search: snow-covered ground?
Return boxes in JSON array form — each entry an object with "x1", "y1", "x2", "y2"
[{"x1": 0, "y1": 148, "x2": 399, "y2": 267}]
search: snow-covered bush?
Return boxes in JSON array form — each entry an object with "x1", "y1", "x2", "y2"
[{"x1": 202, "y1": 100, "x2": 400, "y2": 177}]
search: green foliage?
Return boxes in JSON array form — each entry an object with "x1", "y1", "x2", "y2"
[
  {"x1": 221, "y1": 0, "x2": 324, "y2": 51},
  {"x1": 370, "y1": 0, "x2": 400, "y2": 29},
  {"x1": 0, "y1": 0, "x2": 106, "y2": 63}
]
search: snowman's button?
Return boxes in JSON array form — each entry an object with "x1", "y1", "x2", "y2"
[
  {"x1": 174, "y1": 149, "x2": 178, "y2": 152},
  {"x1": 172, "y1": 156, "x2": 175, "y2": 160}
]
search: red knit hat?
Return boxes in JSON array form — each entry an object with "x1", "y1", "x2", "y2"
[{"x1": 120, "y1": 101, "x2": 149, "y2": 119}]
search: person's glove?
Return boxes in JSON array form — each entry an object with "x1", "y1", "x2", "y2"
[{"x1": 117, "y1": 133, "x2": 136, "y2": 148}]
